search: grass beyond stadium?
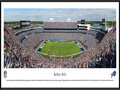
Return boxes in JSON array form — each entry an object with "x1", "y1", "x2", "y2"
[{"x1": 35, "y1": 40, "x2": 86, "y2": 61}]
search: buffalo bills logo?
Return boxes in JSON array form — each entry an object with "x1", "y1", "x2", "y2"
[
  {"x1": 111, "y1": 71, "x2": 116, "y2": 78},
  {"x1": 4, "y1": 70, "x2": 7, "y2": 78}
]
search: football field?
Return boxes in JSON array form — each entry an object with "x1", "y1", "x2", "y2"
[{"x1": 41, "y1": 41, "x2": 82, "y2": 55}]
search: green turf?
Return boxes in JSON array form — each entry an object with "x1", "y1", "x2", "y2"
[{"x1": 40, "y1": 41, "x2": 82, "y2": 56}]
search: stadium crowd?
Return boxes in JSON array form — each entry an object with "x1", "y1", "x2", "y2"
[
  {"x1": 76, "y1": 26, "x2": 116, "y2": 68},
  {"x1": 44, "y1": 22, "x2": 77, "y2": 30},
  {"x1": 4, "y1": 25, "x2": 116, "y2": 68}
]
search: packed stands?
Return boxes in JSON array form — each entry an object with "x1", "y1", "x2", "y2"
[
  {"x1": 44, "y1": 22, "x2": 77, "y2": 30},
  {"x1": 4, "y1": 24, "x2": 116, "y2": 68}
]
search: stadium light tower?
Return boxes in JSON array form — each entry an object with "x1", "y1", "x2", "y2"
[
  {"x1": 50, "y1": 18, "x2": 54, "y2": 22},
  {"x1": 67, "y1": 18, "x2": 71, "y2": 22}
]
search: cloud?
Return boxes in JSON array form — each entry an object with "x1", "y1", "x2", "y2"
[{"x1": 4, "y1": 8, "x2": 116, "y2": 21}]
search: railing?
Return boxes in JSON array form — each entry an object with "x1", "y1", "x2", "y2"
[{"x1": 14, "y1": 27, "x2": 42, "y2": 35}]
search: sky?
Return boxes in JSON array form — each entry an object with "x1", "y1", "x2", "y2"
[{"x1": 4, "y1": 8, "x2": 116, "y2": 21}]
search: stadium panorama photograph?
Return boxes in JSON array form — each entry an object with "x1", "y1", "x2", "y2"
[{"x1": 4, "y1": 8, "x2": 116, "y2": 68}]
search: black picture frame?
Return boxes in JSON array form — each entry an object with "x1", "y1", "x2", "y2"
[{"x1": 0, "y1": 0, "x2": 119, "y2": 90}]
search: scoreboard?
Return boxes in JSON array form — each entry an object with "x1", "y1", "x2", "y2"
[{"x1": 20, "y1": 20, "x2": 31, "y2": 28}]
